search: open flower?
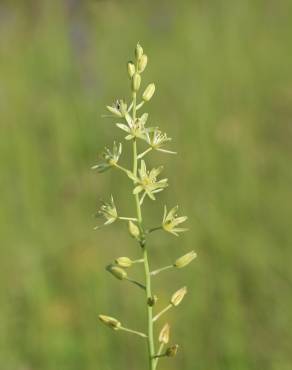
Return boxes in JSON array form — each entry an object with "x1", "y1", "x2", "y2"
[
  {"x1": 145, "y1": 129, "x2": 176, "y2": 154},
  {"x1": 95, "y1": 195, "x2": 118, "y2": 229},
  {"x1": 162, "y1": 206, "x2": 188, "y2": 236},
  {"x1": 116, "y1": 113, "x2": 150, "y2": 141},
  {"x1": 133, "y1": 160, "x2": 168, "y2": 204},
  {"x1": 91, "y1": 142, "x2": 122, "y2": 173}
]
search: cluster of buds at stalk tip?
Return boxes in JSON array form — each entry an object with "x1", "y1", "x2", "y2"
[{"x1": 94, "y1": 43, "x2": 197, "y2": 369}]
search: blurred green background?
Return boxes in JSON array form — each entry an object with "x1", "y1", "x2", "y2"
[{"x1": 1, "y1": 1, "x2": 292, "y2": 369}]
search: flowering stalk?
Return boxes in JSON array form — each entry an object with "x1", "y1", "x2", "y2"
[{"x1": 93, "y1": 43, "x2": 197, "y2": 370}]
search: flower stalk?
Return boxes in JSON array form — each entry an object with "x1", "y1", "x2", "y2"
[{"x1": 94, "y1": 43, "x2": 196, "y2": 370}]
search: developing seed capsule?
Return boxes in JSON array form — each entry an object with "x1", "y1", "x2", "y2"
[
  {"x1": 115, "y1": 257, "x2": 132, "y2": 268},
  {"x1": 128, "y1": 221, "x2": 140, "y2": 239},
  {"x1": 98, "y1": 314, "x2": 121, "y2": 330},
  {"x1": 166, "y1": 344, "x2": 179, "y2": 357},
  {"x1": 127, "y1": 61, "x2": 135, "y2": 78},
  {"x1": 147, "y1": 295, "x2": 158, "y2": 307},
  {"x1": 137, "y1": 54, "x2": 148, "y2": 73},
  {"x1": 142, "y1": 83, "x2": 155, "y2": 101},
  {"x1": 159, "y1": 323, "x2": 170, "y2": 344},
  {"x1": 135, "y1": 43, "x2": 143, "y2": 60},
  {"x1": 170, "y1": 287, "x2": 187, "y2": 306},
  {"x1": 132, "y1": 73, "x2": 141, "y2": 92},
  {"x1": 174, "y1": 251, "x2": 197, "y2": 268},
  {"x1": 107, "y1": 265, "x2": 127, "y2": 280}
]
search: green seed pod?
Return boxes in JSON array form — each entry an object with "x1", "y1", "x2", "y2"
[
  {"x1": 159, "y1": 323, "x2": 170, "y2": 344},
  {"x1": 147, "y1": 295, "x2": 158, "y2": 307},
  {"x1": 132, "y1": 73, "x2": 141, "y2": 92},
  {"x1": 128, "y1": 221, "x2": 140, "y2": 239},
  {"x1": 174, "y1": 251, "x2": 197, "y2": 268},
  {"x1": 115, "y1": 257, "x2": 132, "y2": 268},
  {"x1": 170, "y1": 286, "x2": 187, "y2": 306},
  {"x1": 127, "y1": 61, "x2": 135, "y2": 78},
  {"x1": 107, "y1": 265, "x2": 127, "y2": 280},
  {"x1": 142, "y1": 83, "x2": 155, "y2": 101},
  {"x1": 135, "y1": 43, "x2": 143, "y2": 60},
  {"x1": 99, "y1": 314, "x2": 121, "y2": 330},
  {"x1": 166, "y1": 344, "x2": 179, "y2": 357},
  {"x1": 137, "y1": 54, "x2": 148, "y2": 73}
]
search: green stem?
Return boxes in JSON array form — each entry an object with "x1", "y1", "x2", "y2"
[
  {"x1": 125, "y1": 277, "x2": 146, "y2": 291},
  {"x1": 143, "y1": 247, "x2": 155, "y2": 370},
  {"x1": 132, "y1": 91, "x2": 155, "y2": 370},
  {"x1": 152, "y1": 304, "x2": 172, "y2": 323},
  {"x1": 150, "y1": 265, "x2": 173, "y2": 276},
  {"x1": 120, "y1": 326, "x2": 147, "y2": 338},
  {"x1": 146, "y1": 226, "x2": 162, "y2": 234},
  {"x1": 154, "y1": 343, "x2": 165, "y2": 369},
  {"x1": 137, "y1": 147, "x2": 153, "y2": 159}
]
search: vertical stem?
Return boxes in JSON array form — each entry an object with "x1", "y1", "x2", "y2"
[
  {"x1": 143, "y1": 247, "x2": 155, "y2": 370},
  {"x1": 132, "y1": 91, "x2": 155, "y2": 370}
]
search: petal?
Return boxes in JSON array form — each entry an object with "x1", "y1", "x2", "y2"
[
  {"x1": 133, "y1": 185, "x2": 143, "y2": 194},
  {"x1": 107, "y1": 106, "x2": 122, "y2": 117},
  {"x1": 116, "y1": 123, "x2": 130, "y2": 133}
]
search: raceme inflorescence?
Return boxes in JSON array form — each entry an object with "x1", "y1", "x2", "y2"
[{"x1": 93, "y1": 43, "x2": 197, "y2": 370}]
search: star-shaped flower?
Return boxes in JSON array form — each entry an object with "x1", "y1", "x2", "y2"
[
  {"x1": 162, "y1": 206, "x2": 188, "y2": 236},
  {"x1": 145, "y1": 129, "x2": 176, "y2": 154},
  {"x1": 95, "y1": 195, "x2": 118, "y2": 229},
  {"x1": 91, "y1": 142, "x2": 122, "y2": 173},
  {"x1": 133, "y1": 160, "x2": 168, "y2": 204},
  {"x1": 116, "y1": 113, "x2": 150, "y2": 141}
]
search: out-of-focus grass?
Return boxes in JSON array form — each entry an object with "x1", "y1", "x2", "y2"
[{"x1": 1, "y1": 1, "x2": 292, "y2": 370}]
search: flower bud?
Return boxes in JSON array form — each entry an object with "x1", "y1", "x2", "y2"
[
  {"x1": 135, "y1": 43, "x2": 143, "y2": 60},
  {"x1": 107, "y1": 265, "x2": 127, "y2": 280},
  {"x1": 174, "y1": 251, "x2": 197, "y2": 269},
  {"x1": 137, "y1": 54, "x2": 148, "y2": 73},
  {"x1": 132, "y1": 73, "x2": 141, "y2": 92},
  {"x1": 170, "y1": 286, "x2": 187, "y2": 306},
  {"x1": 147, "y1": 295, "x2": 158, "y2": 307},
  {"x1": 128, "y1": 221, "x2": 140, "y2": 239},
  {"x1": 166, "y1": 344, "x2": 179, "y2": 357},
  {"x1": 99, "y1": 314, "x2": 121, "y2": 330},
  {"x1": 127, "y1": 61, "x2": 135, "y2": 78},
  {"x1": 159, "y1": 323, "x2": 170, "y2": 344},
  {"x1": 142, "y1": 83, "x2": 155, "y2": 101},
  {"x1": 115, "y1": 257, "x2": 132, "y2": 268}
]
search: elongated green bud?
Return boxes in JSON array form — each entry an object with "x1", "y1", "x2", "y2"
[
  {"x1": 166, "y1": 344, "x2": 179, "y2": 357},
  {"x1": 142, "y1": 83, "x2": 155, "y2": 101},
  {"x1": 128, "y1": 221, "x2": 140, "y2": 239},
  {"x1": 107, "y1": 265, "x2": 127, "y2": 280},
  {"x1": 127, "y1": 61, "x2": 135, "y2": 78},
  {"x1": 132, "y1": 73, "x2": 141, "y2": 92},
  {"x1": 170, "y1": 286, "x2": 187, "y2": 306},
  {"x1": 115, "y1": 257, "x2": 132, "y2": 268},
  {"x1": 99, "y1": 314, "x2": 121, "y2": 330},
  {"x1": 159, "y1": 323, "x2": 170, "y2": 344},
  {"x1": 137, "y1": 54, "x2": 148, "y2": 73},
  {"x1": 135, "y1": 43, "x2": 143, "y2": 60},
  {"x1": 174, "y1": 251, "x2": 197, "y2": 268}
]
